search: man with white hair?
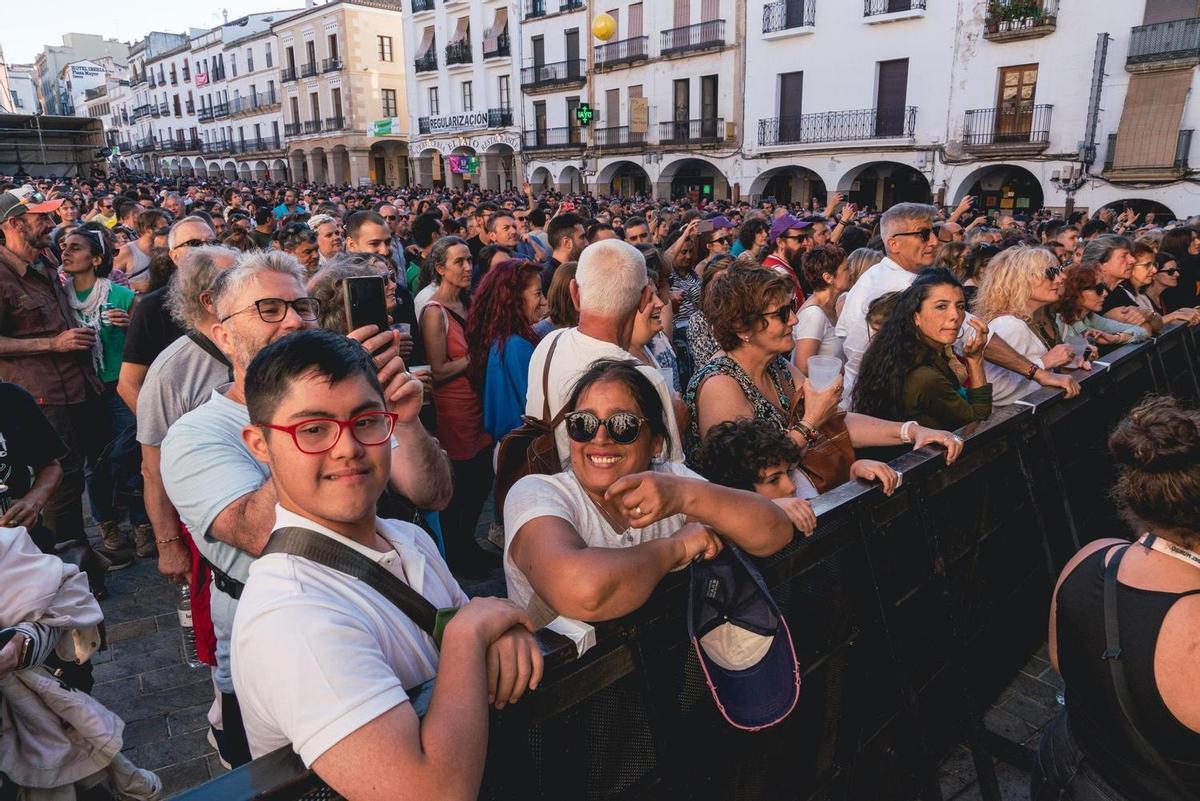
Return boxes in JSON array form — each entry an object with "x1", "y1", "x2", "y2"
[
  {"x1": 836, "y1": 202, "x2": 1079, "y2": 403},
  {"x1": 308, "y1": 214, "x2": 343, "y2": 267},
  {"x1": 525, "y1": 239, "x2": 684, "y2": 465}
]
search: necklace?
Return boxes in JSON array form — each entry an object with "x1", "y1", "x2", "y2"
[{"x1": 1137, "y1": 533, "x2": 1200, "y2": 571}]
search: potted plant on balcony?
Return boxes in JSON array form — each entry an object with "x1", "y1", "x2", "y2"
[{"x1": 987, "y1": 0, "x2": 1044, "y2": 33}]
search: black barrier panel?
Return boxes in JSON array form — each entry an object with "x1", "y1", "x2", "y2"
[{"x1": 174, "y1": 337, "x2": 1199, "y2": 801}]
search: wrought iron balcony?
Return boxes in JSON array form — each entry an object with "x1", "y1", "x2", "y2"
[
  {"x1": 522, "y1": 126, "x2": 585, "y2": 150},
  {"x1": 489, "y1": 107, "x2": 514, "y2": 127},
  {"x1": 300, "y1": 62, "x2": 318, "y2": 78},
  {"x1": 202, "y1": 140, "x2": 231, "y2": 155},
  {"x1": 176, "y1": 136, "x2": 201, "y2": 152},
  {"x1": 763, "y1": 0, "x2": 816, "y2": 33},
  {"x1": 963, "y1": 104, "x2": 1052, "y2": 150},
  {"x1": 594, "y1": 36, "x2": 649, "y2": 67},
  {"x1": 445, "y1": 41, "x2": 473, "y2": 65},
  {"x1": 520, "y1": 59, "x2": 587, "y2": 90},
  {"x1": 303, "y1": 120, "x2": 323, "y2": 134},
  {"x1": 483, "y1": 31, "x2": 511, "y2": 59},
  {"x1": 282, "y1": 67, "x2": 298, "y2": 82},
  {"x1": 149, "y1": 104, "x2": 161, "y2": 118},
  {"x1": 322, "y1": 57, "x2": 343, "y2": 73},
  {"x1": 524, "y1": 0, "x2": 545, "y2": 19},
  {"x1": 594, "y1": 125, "x2": 646, "y2": 148},
  {"x1": 284, "y1": 122, "x2": 302, "y2": 137},
  {"x1": 325, "y1": 115, "x2": 346, "y2": 130},
  {"x1": 197, "y1": 106, "x2": 214, "y2": 122},
  {"x1": 1127, "y1": 17, "x2": 1200, "y2": 67},
  {"x1": 661, "y1": 20, "x2": 725, "y2": 55},
  {"x1": 864, "y1": 0, "x2": 926, "y2": 16},
  {"x1": 1104, "y1": 130, "x2": 1193, "y2": 178},
  {"x1": 660, "y1": 117, "x2": 724, "y2": 144},
  {"x1": 560, "y1": 0, "x2": 584, "y2": 10},
  {"x1": 132, "y1": 139, "x2": 155, "y2": 154},
  {"x1": 148, "y1": 76, "x2": 157, "y2": 89},
  {"x1": 757, "y1": 106, "x2": 917, "y2": 146},
  {"x1": 412, "y1": 0, "x2": 435, "y2": 10},
  {"x1": 159, "y1": 102, "x2": 170, "y2": 116},
  {"x1": 984, "y1": 0, "x2": 1057, "y2": 41},
  {"x1": 131, "y1": 104, "x2": 152, "y2": 120},
  {"x1": 212, "y1": 101, "x2": 230, "y2": 118},
  {"x1": 415, "y1": 52, "x2": 438, "y2": 73}
]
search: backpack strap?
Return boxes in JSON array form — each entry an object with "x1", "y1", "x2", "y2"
[
  {"x1": 540, "y1": 330, "x2": 566, "y2": 424},
  {"x1": 263, "y1": 526, "x2": 457, "y2": 648},
  {"x1": 1102, "y1": 545, "x2": 1200, "y2": 801}
]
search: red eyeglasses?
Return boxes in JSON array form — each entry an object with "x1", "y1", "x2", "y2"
[{"x1": 258, "y1": 411, "x2": 397, "y2": 454}]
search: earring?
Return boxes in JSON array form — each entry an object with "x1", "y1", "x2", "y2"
[{"x1": 740, "y1": 335, "x2": 750, "y2": 343}]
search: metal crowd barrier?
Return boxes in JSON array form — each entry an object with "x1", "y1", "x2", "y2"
[{"x1": 173, "y1": 323, "x2": 1200, "y2": 801}]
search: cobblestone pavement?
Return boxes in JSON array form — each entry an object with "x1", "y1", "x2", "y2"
[{"x1": 87, "y1": 507, "x2": 1057, "y2": 799}]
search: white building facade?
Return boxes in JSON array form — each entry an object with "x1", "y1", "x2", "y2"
[{"x1": 403, "y1": 0, "x2": 522, "y2": 190}]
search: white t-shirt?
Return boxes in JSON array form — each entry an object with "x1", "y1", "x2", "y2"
[
  {"x1": 982, "y1": 315, "x2": 1044, "y2": 406},
  {"x1": 524, "y1": 328, "x2": 684, "y2": 466},
  {"x1": 503, "y1": 461, "x2": 701, "y2": 626},
  {"x1": 792, "y1": 305, "x2": 844, "y2": 363},
  {"x1": 232, "y1": 506, "x2": 468, "y2": 766}
]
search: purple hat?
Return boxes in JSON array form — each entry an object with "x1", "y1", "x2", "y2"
[
  {"x1": 706, "y1": 214, "x2": 734, "y2": 231},
  {"x1": 688, "y1": 543, "x2": 800, "y2": 731},
  {"x1": 768, "y1": 214, "x2": 813, "y2": 245}
]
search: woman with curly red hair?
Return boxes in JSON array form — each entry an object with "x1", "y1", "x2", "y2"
[{"x1": 466, "y1": 259, "x2": 548, "y2": 442}]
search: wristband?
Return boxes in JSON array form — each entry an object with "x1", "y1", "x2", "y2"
[
  {"x1": 156, "y1": 536, "x2": 183, "y2": 545},
  {"x1": 791, "y1": 421, "x2": 819, "y2": 447},
  {"x1": 899, "y1": 420, "x2": 917, "y2": 444},
  {"x1": 1024, "y1": 362, "x2": 1039, "y2": 380}
]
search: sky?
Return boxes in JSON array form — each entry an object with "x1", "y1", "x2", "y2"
[{"x1": 1, "y1": 1, "x2": 281, "y2": 64}]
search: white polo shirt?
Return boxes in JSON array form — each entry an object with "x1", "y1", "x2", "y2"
[{"x1": 231, "y1": 506, "x2": 468, "y2": 766}]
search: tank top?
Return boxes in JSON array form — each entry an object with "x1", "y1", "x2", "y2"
[
  {"x1": 1056, "y1": 545, "x2": 1200, "y2": 799},
  {"x1": 125, "y1": 240, "x2": 152, "y2": 276},
  {"x1": 683, "y1": 354, "x2": 795, "y2": 467},
  {"x1": 424, "y1": 300, "x2": 491, "y2": 461}
]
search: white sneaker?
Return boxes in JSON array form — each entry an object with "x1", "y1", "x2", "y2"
[{"x1": 206, "y1": 726, "x2": 232, "y2": 770}]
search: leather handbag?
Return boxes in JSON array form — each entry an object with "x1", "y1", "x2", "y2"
[
  {"x1": 493, "y1": 330, "x2": 567, "y2": 515},
  {"x1": 789, "y1": 395, "x2": 856, "y2": 495}
]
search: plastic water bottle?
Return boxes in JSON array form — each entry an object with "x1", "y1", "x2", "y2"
[{"x1": 178, "y1": 583, "x2": 205, "y2": 668}]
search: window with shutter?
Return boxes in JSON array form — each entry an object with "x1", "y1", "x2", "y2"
[{"x1": 875, "y1": 58, "x2": 909, "y2": 137}]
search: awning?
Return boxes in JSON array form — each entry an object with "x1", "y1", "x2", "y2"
[
  {"x1": 416, "y1": 26, "x2": 435, "y2": 59},
  {"x1": 1113, "y1": 69, "x2": 1190, "y2": 170},
  {"x1": 450, "y1": 16, "x2": 470, "y2": 45},
  {"x1": 484, "y1": 7, "x2": 508, "y2": 44}
]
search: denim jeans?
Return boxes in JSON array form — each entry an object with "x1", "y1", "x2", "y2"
[{"x1": 1031, "y1": 712, "x2": 1130, "y2": 801}]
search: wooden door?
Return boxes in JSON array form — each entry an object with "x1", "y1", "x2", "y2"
[
  {"x1": 996, "y1": 64, "x2": 1037, "y2": 143},
  {"x1": 779, "y1": 71, "x2": 804, "y2": 143},
  {"x1": 875, "y1": 58, "x2": 909, "y2": 137}
]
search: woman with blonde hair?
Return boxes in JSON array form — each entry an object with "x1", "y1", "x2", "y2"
[
  {"x1": 974, "y1": 246, "x2": 1081, "y2": 406},
  {"x1": 837, "y1": 248, "x2": 885, "y2": 317}
]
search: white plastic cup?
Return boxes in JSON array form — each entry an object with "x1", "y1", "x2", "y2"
[
  {"x1": 806, "y1": 355, "x2": 843, "y2": 391},
  {"x1": 1065, "y1": 335, "x2": 1087, "y2": 370}
]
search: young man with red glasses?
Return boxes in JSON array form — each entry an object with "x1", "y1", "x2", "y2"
[
  {"x1": 160, "y1": 250, "x2": 452, "y2": 767},
  {"x1": 232, "y1": 328, "x2": 540, "y2": 796}
]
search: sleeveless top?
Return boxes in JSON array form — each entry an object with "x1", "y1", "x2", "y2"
[
  {"x1": 1056, "y1": 545, "x2": 1200, "y2": 799},
  {"x1": 683, "y1": 354, "x2": 796, "y2": 467},
  {"x1": 425, "y1": 300, "x2": 492, "y2": 461},
  {"x1": 125, "y1": 240, "x2": 152, "y2": 276}
]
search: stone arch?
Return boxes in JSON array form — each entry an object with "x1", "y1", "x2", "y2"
[
  {"x1": 414, "y1": 147, "x2": 444, "y2": 188},
  {"x1": 529, "y1": 165, "x2": 554, "y2": 191},
  {"x1": 309, "y1": 148, "x2": 329, "y2": 184},
  {"x1": 271, "y1": 159, "x2": 288, "y2": 182},
  {"x1": 369, "y1": 140, "x2": 409, "y2": 185},
  {"x1": 483, "y1": 142, "x2": 517, "y2": 192},
  {"x1": 658, "y1": 157, "x2": 730, "y2": 202},
  {"x1": 207, "y1": 162, "x2": 223, "y2": 179},
  {"x1": 223, "y1": 161, "x2": 237, "y2": 180},
  {"x1": 595, "y1": 160, "x2": 650, "y2": 197},
  {"x1": 179, "y1": 158, "x2": 195, "y2": 177},
  {"x1": 447, "y1": 145, "x2": 478, "y2": 190},
  {"x1": 254, "y1": 160, "x2": 269, "y2": 181},
  {"x1": 237, "y1": 162, "x2": 252, "y2": 181},
  {"x1": 558, "y1": 164, "x2": 584, "y2": 194},
  {"x1": 331, "y1": 145, "x2": 352, "y2": 185},
  {"x1": 1096, "y1": 197, "x2": 1177, "y2": 221},
  {"x1": 950, "y1": 164, "x2": 1044, "y2": 216},
  {"x1": 747, "y1": 165, "x2": 828, "y2": 206},
  {"x1": 289, "y1": 150, "x2": 308, "y2": 184},
  {"x1": 837, "y1": 161, "x2": 931, "y2": 210}
]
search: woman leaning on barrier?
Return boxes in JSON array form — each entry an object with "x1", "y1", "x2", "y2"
[{"x1": 1033, "y1": 397, "x2": 1200, "y2": 801}]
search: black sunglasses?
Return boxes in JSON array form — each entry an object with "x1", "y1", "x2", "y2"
[
  {"x1": 893, "y1": 228, "x2": 936, "y2": 241},
  {"x1": 176, "y1": 237, "x2": 218, "y2": 248},
  {"x1": 564, "y1": 411, "x2": 647, "y2": 445},
  {"x1": 1045, "y1": 263, "x2": 1064, "y2": 281},
  {"x1": 1161, "y1": 267, "x2": 1180, "y2": 276},
  {"x1": 1092, "y1": 284, "x2": 1111, "y2": 296},
  {"x1": 760, "y1": 298, "x2": 800, "y2": 325}
]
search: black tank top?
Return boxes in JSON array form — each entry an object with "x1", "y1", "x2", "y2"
[{"x1": 1057, "y1": 546, "x2": 1200, "y2": 799}]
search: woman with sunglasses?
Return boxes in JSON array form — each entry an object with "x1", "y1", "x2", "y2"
[
  {"x1": 502, "y1": 359, "x2": 793, "y2": 628},
  {"x1": 975, "y1": 247, "x2": 1083, "y2": 406},
  {"x1": 685, "y1": 268, "x2": 962, "y2": 499},
  {"x1": 1054, "y1": 263, "x2": 1149, "y2": 350},
  {"x1": 1142, "y1": 252, "x2": 1200, "y2": 327}
]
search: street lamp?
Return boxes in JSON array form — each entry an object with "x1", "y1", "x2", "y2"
[{"x1": 1050, "y1": 164, "x2": 1088, "y2": 218}]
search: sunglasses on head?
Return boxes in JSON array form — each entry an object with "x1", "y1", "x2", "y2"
[
  {"x1": 1045, "y1": 263, "x2": 1064, "y2": 280},
  {"x1": 565, "y1": 411, "x2": 648, "y2": 445},
  {"x1": 760, "y1": 298, "x2": 800, "y2": 325}
]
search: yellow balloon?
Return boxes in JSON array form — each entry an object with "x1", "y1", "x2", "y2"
[{"x1": 593, "y1": 12, "x2": 617, "y2": 41}]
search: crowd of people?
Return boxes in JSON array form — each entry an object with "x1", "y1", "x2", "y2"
[{"x1": 2, "y1": 171, "x2": 1200, "y2": 801}]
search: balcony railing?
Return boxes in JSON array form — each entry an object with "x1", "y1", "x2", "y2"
[
  {"x1": 595, "y1": 36, "x2": 649, "y2": 67},
  {"x1": 131, "y1": 104, "x2": 152, "y2": 120},
  {"x1": 233, "y1": 90, "x2": 279, "y2": 113},
  {"x1": 864, "y1": 0, "x2": 926, "y2": 16},
  {"x1": 202, "y1": 141, "x2": 231, "y2": 155},
  {"x1": 412, "y1": 0, "x2": 435, "y2": 10},
  {"x1": 304, "y1": 120, "x2": 323, "y2": 134},
  {"x1": 282, "y1": 67, "x2": 298, "y2": 82},
  {"x1": 984, "y1": 0, "x2": 1057, "y2": 40},
  {"x1": 415, "y1": 52, "x2": 438, "y2": 72},
  {"x1": 185, "y1": 101, "x2": 195, "y2": 115},
  {"x1": 325, "y1": 115, "x2": 346, "y2": 130},
  {"x1": 418, "y1": 107, "x2": 514, "y2": 135},
  {"x1": 758, "y1": 106, "x2": 917, "y2": 145},
  {"x1": 963, "y1": 104, "x2": 1052, "y2": 148},
  {"x1": 132, "y1": 140, "x2": 156, "y2": 154},
  {"x1": 445, "y1": 41, "x2": 473, "y2": 65},
  {"x1": 148, "y1": 76, "x2": 157, "y2": 89},
  {"x1": 659, "y1": 117, "x2": 725, "y2": 144},
  {"x1": 488, "y1": 107, "x2": 514, "y2": 127},
  {"x1": 149, "y1": 104, "x2": 161, "y2": 118},
  {"x1": 524, "y1": 0, "x2": 545, "y2": 18},
  {"x1": 284, "y1": 122, "x2": 302, "y2": 137},
  {"x1": 158, "y1": 102, "x2": 170, "y2": 116},
  {"x1": 522, "y1": 126, "x2": 585, "y2": 150},
  {"x1": 661, "y1": 20, "x2": 726, "y2": 54},
  {"x1": 483, "y1": 31, "x2": 511, "y2": 59},
  {"x1": 560, "y1": 0, "x2": 584, "y2": 10},
  {"x1": 763, "y1": 0, "x2": 816, "y2": 33},
  {"x1": 1104, "y1": 129, "x2": 1193, "y2": 174},
  {"x1": 300, "y1": 62, "x2": 318, "y2": 78},
  {"x1": 520, "y1": 59, "x2": 587, "y2": 89},
  {"x1": 322, "y1": 57, "x2": 343, "y2": 72},
  {"x1": 1128, "y1": 17, "x2": 1200, "y2": 65},
  {"x1": 213, "y1": 101, "x2": 231, "y2": 118},
  {"x1": 594, "y1": 125, "x2": 646, "y2": 148},
  {"x1": 197, "y1": 106, "x2": 214, "y2": 122}
]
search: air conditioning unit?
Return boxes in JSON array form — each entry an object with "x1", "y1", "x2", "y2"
[{"x1": 725, "y1": 121, "x2": 738, "y2": 143}]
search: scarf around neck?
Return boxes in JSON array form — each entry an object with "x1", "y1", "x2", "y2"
[{"x1": 65, "y1": 275, "x2": 112, "y2": 375}]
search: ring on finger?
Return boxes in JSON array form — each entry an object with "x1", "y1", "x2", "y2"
[{"x1": 635, "y1": 505, "x2": 643, "y2": 516}]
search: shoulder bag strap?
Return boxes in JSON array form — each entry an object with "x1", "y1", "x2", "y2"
[
  {"x1": 187, "y1": 331, "x2": 232, "y2": 369},
  {"x1": 263, "y1": 526, "x2": 456, "y2": 648},
  {"x1": 1102, "y1": 545, "x2": 1200, "y2": 801},
  {"x1": 540, "y1": 330, "x2": 565, "y2": 424}
]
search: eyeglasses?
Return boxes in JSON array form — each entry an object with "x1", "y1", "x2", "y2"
[
  {"x1": 1161, "y1": 267, "x2": 1180, "y2": 276},
  {"x1": 176, "y1": 237, "x2": 218, "y2": 249},
  {"x1": 153, "y1": 227, "x2": 170, "y2": 237},
  {"x1": 1092, "y1": 284, "x2": 1111, "y2": 296},
  {"x1": 709, "y1": 236, "x2": 731, "y2": 246},
  {"x1": 893, "y1": 228, "x2": 936, "y2": 241},
  {"x1": 380, "y1": 215, "x2": 398, "y2": 222},
  {"x1": 258, "y1": 410, "x2": 398, "y2": 454},
  {"x1": 760, "y1": 298, "x2": 799, "y2": 325},
  {"x1": 565, "y1": 411, "x2": 648, "y2": 445},
  {"x1": 220, "y1": 296, "x2": 321, "y2": 323}
]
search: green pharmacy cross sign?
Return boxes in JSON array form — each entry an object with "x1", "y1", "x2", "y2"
[{"x1": 575, "y1": 103, "x2": 594, "y2": 127}]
